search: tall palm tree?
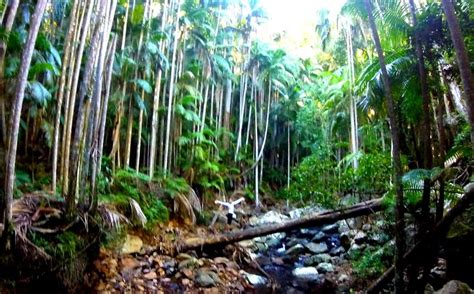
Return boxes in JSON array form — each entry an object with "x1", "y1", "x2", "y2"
[
  {"x1": 363, "y1": 0, "x2": 405, "y2": 292},
  {"x1": 2, "y1": 0, "x2": 48, "y2": 238}
]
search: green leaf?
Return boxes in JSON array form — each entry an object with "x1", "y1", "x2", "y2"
[
  {"x1": 27, "y1": 81, "x2": 51, "y2": 106},
  {"x1": 178, "y1": 136, "x2": 191, "y2": 146},
  {"x1": 29, "y1": 62, "x2": 59, "y2": 77},
  {"x1": 146, "y1": 42, "x2": 159, "y2": 55},
  {"x1": 131, "y1": 4, "x2": 145, "y2": 25},
  {"x1": 134, "y1": 79, "x2": 153, "y2": 94},
  {"x1": 49, "y1": 45, "x2": 62, "y2": 66}
]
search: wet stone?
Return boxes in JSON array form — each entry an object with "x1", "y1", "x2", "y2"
[
  {"x1": 305, "y1": 242, "x2": 328, "y2": 254},
  {"x1": 311, "y1": 231, "x2": 326, "y2": 242},
  {"x1": 321, "y1": 223, "x2": 339, "y2": 233},
  {"x1": 292, "y1": 267, "x2": 319, "y2": 281},
  {"x1": 316, "y1": 262, "x2": 334, "y2": 273}
]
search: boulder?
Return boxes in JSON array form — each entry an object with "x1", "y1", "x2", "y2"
[
  {"x1": 253, "y1": 211, "x2": 289, "y2": 225},
  {"x1": 322, "y1": 223, "x2": 339, "y2": 233},
  {"x1": 354, "y1": 231, "x2": 367, "y2": 244},
  {"x1": 329, "y1": 246, "x2": 345, "y2": 256},
  {"x1": 305, "y1": 242, "x2": 328, "y2": 254},
  {"x1": 289, "y1": 206, "x2": 324, "y2": 219},
  {"x1": 195, "y1": 269, "x2": 220, "y2": 287},
  {"x1": 286, "y1": 238, "x2": 308, "y2": 248},
  {"x1": 316, "y1": 262, "x2": 334, "y2": 273},
  {"x1": 312, "y1": 231, "x2": 326, "y2": 242},
  {"x1": 122, "y1": 234, "x2": 143, "y2": 254},
  {"x1": 241, "y1": 271, "x2": 267, "y2": 286},
  {"x1": 292, "y1": 267, "x2": 319, "y2": 281},
  {"x1": 304, "y1": 253, "x2": 331, "y2": 266},
  {"x1": 300, "y1": 228, "x2": 319, "y2": 237},
  {"x1": 286, "y1": 244, "x2": 306, "y2": 256},
  {"x1": 434, "y1": 280, "x2": 473, "y2": 294}
]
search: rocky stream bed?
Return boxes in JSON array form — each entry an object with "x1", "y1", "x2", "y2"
[{"x1": 89, "y1": 206, "x2": 472, "y2": 293}]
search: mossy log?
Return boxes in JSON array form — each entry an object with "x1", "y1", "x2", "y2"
[{"x1": 178, "y1": 197, "x2": 384, "y2": 253}]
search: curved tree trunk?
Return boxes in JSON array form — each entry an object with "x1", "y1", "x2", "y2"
[
  {"x1": 364, "y1": 0, "x2": 405, "y2": 292},
  {"x1": 2, "y1": 0, "x2": 48, "y2": 234}
]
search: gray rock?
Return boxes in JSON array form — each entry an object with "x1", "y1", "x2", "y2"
[
  {"x1": 362, "y1": 224, "x2": 372, "y2": 231},
  {"x1": 354, "y1": 231, "x2": 367, "y2": 244},
  {"x1": 292, "y1": 267, "x2": 319, "y2": 281},
  {"x1": 255, "y1": 242, "x2": 268, "y2": 252},
  {"x1": 305, "y1": 242, "x2": 328, "y2": 254},
  {"x1": 266, "y1": 237, "x2": 282, "y2": 248},
  {"x1": 254, "y1": 211, "x2": 289, "y2": 225},
  {"x1": 434, "y1": 280, "x2": 473, "y2": 294},
  {"x1": 316, "y1": 262, "x2": 334, "y2": 273},
  {"x1": 178, "y1": 257, "x2": 198, "y2": 270},
  {"x1": 331, "y1": 256, "x2": 344, "y2": 265},
  {"x1": 304, "y1": 253, "x2": 332, "y2": 265},
  {"x1": 322, "y1": 223, "x2": 339, "y2": 233},
  {"x1": 300, "y1": 228, "x2": 319, "y2": 237},
  {"x1": 289, "y1": 206, "x2": 325, "y2": 219},
  {"x1": 286, "y1": 244, "x2": 305, "y2": 256},
  {"x1": 241, "y1": 271, "x2": 267, "y2": 286},
  {"x1": 195, "y1": 269, "x2": 220, "y2": 287},
  {"x1": 329, "y1": 246, "x2": 345, "y2": 256},
  {"x1": 286, "y1": 238, "x2": 308, "y2": 247},
  {"x1": 368, "y1": 233, "x2": 389, "y2": 245},
  {"x1": 338, "y1": 221, "x2": 351, "y2": 233},
  {"x1": 311, "y1": 231, "x2": 326, "y2": 242}
]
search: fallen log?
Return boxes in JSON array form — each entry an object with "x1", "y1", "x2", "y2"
[
  {"x1": 179, "y1": 197, "x2": 385, "y2": 253},
  {"x1": 366, "y1": 185, "x2": 474, "y2": 293}
]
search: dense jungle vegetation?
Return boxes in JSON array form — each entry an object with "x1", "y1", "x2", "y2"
[{"x1": 0, "y1": 0, "x2": 473, "y2": 292}]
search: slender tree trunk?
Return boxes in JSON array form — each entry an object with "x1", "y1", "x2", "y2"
[
  {"x1": 163, "y1": 0, "x2": 182, "y2": 175},
  {"x1": 62, "y1": 0, "x2": 94, "y2": 197},
  {"x1": 67, "y1": 0, "x2": 106, "y2": 214},
  {"x1": 2, "y1": 0, "x2": 47, "y2": 234},
  {"x1": 0, "y1": 0, "x2": 20, "y2": 147},
  {"x1": 345, "y1": 20, "x2": 359, "y2": 169},
  {"x1": 98, "y1": 36, "x2": 118, "y2": 174},
  {"x1": 51, "y1": 0, "x2": 80, "y2": 193},
  {"x1": 149, "y1": 0, "x2": 169, "y2": 178},
  {"x1": 364, "y1": 0, "x2": 405, "y2": 292},
  {"x1": 223, "y1": 78, "x2": 232, "y2": 149},
  {"x1": 135, "y1": 99, "x2": 144, "y2": 172},
  {"x1": 409, "y1": 0, "x2": 433, "y2": 233},
  {"x1": 441, "y1": 0, "x2": 474, "y2": 148},
  {"x1": 90, "y1": 0, "x2": 117, "y2": 210},
  {"x1": 109, "y1": 0, "x2": 131, "y2": 170}
]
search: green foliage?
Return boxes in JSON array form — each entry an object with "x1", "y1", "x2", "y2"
[
  {"x1": 99, "y1": 169, "x2": 169, "y2": 227},
  {"x1": 352, "y1": 244, "x2": 394, "y2": 279},
  {"x1": 353, "y1": 152, "x2": 392, "y2": 193},
  {"x1": 286, "y1": 153, "x2": 349, "y2": 207},
  {"x1": 31, "y1": 231, "x2": 85, "y2": 260},
  {"x1": 162, "y1": 176, "x2": 189, "y2": 197}
]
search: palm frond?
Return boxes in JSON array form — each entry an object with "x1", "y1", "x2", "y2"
[{"x1": 129, "y1": 199, "x2": 147, "y2": 227}]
